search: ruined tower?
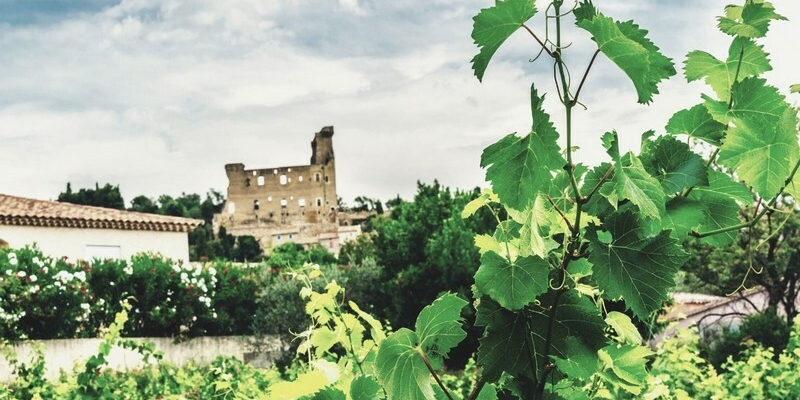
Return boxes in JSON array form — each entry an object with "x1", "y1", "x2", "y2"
[{"x1": 215, "y1": 126, "x2": 340, "y2": 251}]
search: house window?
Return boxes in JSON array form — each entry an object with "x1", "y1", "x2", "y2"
[
  {"x1": 253, "y1": 199, "x2": 260, "y2": 210},
  {"x1": 268, "y1": 196, "x2": 272, "y2": 202},
  {"x1": 85, "y1": 245, "x2": 121, "y2": 260},
  {"x1": 280, "y1": 199, "x2": 288, "y2": 207},
  {"x1": 273, "y1": 169, "x2": 278, "y2": 174},
  {"x1": 289, "y1": 234, "x2": 293, "y2": 239},
  {"x1": 316, "y1": 198, "x2": 322, "y2": 207},
  {"x1": 298, "y1": 176, "x2": 304, "y2": 182},
  {"x1": 276, "y1": 235, "x2": 281, "y2": 241},
  {"x1": 298, "y1": 199, "x2": 306, "y2": 207},
  {"x1": 244, "y1": 178, "x2": 251, "y2": 187},
  {"x1": 325, "y1": 176, "x2": 329, "y2": 183},
  {"x1": 315, "y1": 173, "x2": 321, "y2": 182},
  {"x1": 257, "y1": 176, "x2": 265, "y2": 186},
  {"x1": 280, "y1": 175, "x2": 288, "y2": 185},
  {"x1": 227, "y1": 202, "x2": 236, "y2": 214}
]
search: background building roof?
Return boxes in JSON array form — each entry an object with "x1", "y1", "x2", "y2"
[{"x1": 0, "y1": 194, "x2": 202, "y2": 233}]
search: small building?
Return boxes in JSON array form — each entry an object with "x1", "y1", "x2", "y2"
[{"x1": 0, "y1": 193, "x2": 202, "y2": 262}]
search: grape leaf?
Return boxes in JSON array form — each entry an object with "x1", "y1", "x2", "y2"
[
  {"x1": 605, "y1": 311, "x2": 643, "y2": 345},
  {"x1": 707, "y1": 79, "x2": 799, "y2": 198},
  {"x1": 717, "y1": 1, "x2": 786, "y2": 38},
  {"x1": 688, "y1": 189, "x2": 741, "y2": 247},
  {"x1": 416, "y1": 294, "x2": 469, "y2": 366},
  {"x1": 597, "y1": 344, "x2": 652, "y2": 395},
  {"x1": 665, "y1": 104, "x2": 726, "y2": 146},
  {"x1": 645, "y1": 197, "x2": 705, "y2": 241},
  {"x1": 640, "y1": 135, "x2": 708, "y2": 194},
  {"x1": 476, "y1": 292, "x2": 605, "y2": 386},
  {"x1": 791, "y1": 84, "x2": 800, "y2": 94},
  {"x1": 552, "y1": 336, "x2": 598, "y2": 381},
  {"x1": 350, "y1": 376, "x2": 382, "y2": 400},
  {"x1": 509, "y1": 195, "x2": 559, "y2": 258},
  {"x1": 308, "y1": 387, "x2": 347, "y2": 400},
  {"x1": 475, "y1": 251, "x2": 549, "y2": 310},
  {"x1": 684, "y1": 37, "x2": 771, "y2": 101},
  {"x1": 471, "y1": 0, "x2": 538, "y2": 81},
  {"x1": 586, "y1": 211, "x2": 687, "y2": 320},
  {"x1": 376, "y1": 294, "x2": 468, "y2": 400},
  {"x1": 575, "y1": 4, "x2": 675, "y2": 104},
  {"x1": 602, "y1": 131, "x2": 666, "y2": 220},
  {"x1": 481, "y1": 86, "x2": 565, "y2": 210}
]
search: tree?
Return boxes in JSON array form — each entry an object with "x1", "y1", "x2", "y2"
[
  {"x1": 128, "y1": 195, "x2": 158, "y2": 213},
  {"x1": 58, "y1": 182, "x2": 125, "y2": 210}
]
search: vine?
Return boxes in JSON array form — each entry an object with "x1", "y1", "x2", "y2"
[{"x1": 268, "y1": 1, "x2": 798, "y2": 399}]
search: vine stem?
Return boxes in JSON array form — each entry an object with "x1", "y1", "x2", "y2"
[
  {"x1": 419, "y1": 351, "x2": 455, "y2": 400},
  {"x1": 522, "y1": 24, "x2": 555, "y2": 58},
  {"x1": 546, "y1": 194, "x2": 574, "y2": 231},
  {"x1": 466, "y1": 380, "x2": 487, "y2": 400},
  {"x1": 572, "y1": 49, "x2": 601, "y2": 106}
]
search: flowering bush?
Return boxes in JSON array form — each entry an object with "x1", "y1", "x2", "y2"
[
  {"x1": 0, "y1": 246, "x2": 268, "y2": 340},
  {"x1": 0, "y1": 247, "x2": 94, "y2": 340}
]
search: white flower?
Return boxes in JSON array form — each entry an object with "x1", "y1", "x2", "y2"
[
  {"x1": 74, "y1": 271, "x2": 86, "y2": 282},
  {"x1": 29, "y1": 285, "x2": 40, "y2": 294},
  {"x1": 172, "y1": 264, "x2": 181, "y2": 273},
  {"x1": 180, "y1": 272, "x2": 188, "y2": 281},
  {"x1": 212, "y1": 312, "x2": 218, "y2": 319},
  {"x1": 29, "y1": 275, "x2": 37, "y2": 283},
  {"x1": 123, "y1": 265, "x2": 133, "y2": 275},
  {"x1": 17, "y1": 271, "x2": 26, "y2": 278},
  {"x1": 32, "y1": 257, "x2": 44, "y2": 268},
  {"x1": 80, "y1": 303, "x2": 90, "y2": 310},
  {"x1": 5, "y1": 270, "x2": 11, "y2": 276},
  {"x1": 109, "y1": 281, "x2": 115, "y2": 286},
  {"x1": 7, "y1": 253, "x2": 18, "y2": 266},
  {"x1": 208, "y1": 267, "x2": 217, "y2": 276}
]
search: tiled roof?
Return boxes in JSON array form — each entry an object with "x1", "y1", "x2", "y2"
[{"x1": 0, "y1": 194, "x2": 203, "y2": 233}]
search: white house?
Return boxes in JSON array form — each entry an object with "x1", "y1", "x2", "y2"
[{"x1": 0, "y1": 194, "x2": 203, "y2": 262}]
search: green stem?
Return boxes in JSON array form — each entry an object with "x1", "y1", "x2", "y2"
[{"x1": 466, "y1": 380, "x2": 487, "y2": 400}]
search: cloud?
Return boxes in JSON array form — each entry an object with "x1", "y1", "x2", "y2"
[{"x1": 0, "y1": 0, "x2": 799, "y2": 206}]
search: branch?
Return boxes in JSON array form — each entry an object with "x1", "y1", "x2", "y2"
[
  {"x1": 582, "y1": 164, "x2": 615, "y2": 203},
  {"x1": 466, "y1": 380, "x2": 488, "y2": 400},
  {"x1": 546, "y1": 194, "x2": 573, "y2": 231},
  {"x1": 571, "y1": 49, "x2": 601, "y2": 106},
  {"x1": 419, "y1": 351, "x2": 455, "y2": 400},
  {"x1": 521, "y1": 24, "x2": 554, "y2": 58}
]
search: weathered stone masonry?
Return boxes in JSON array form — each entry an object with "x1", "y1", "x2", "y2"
[{"x1": 214, "y1": 126, "x2": 341, "y2": 251}]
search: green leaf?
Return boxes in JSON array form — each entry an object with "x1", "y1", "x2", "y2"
[
  {"x1": 376, "y1": 329, "x2": 432, "y2": 400},
  {"x1": 598, "y1": 344, "x2": 653, "y2": 395},
  {"x1": 470, "y1": 0, "x2": 537, "y2": 81},
  {"x1": 475, "y1": 251, "x2": 549, "y2": 310},
  {"x1": 791, "y1": 84, "x2": 800, "y2": 94},
  {"x1": 476, "y1": 292, "x2": 605, "y2": 385},
  {"x1": 717, "y1": 2, "x2": 786, "y2": 38},
  {"x1": 481, "y1": 86, "x2": 565, "y2": 210},
  {"x1": 684, "y1": 37, "x2": 771, "y2": 101},
  {"x1": 462, "y1": 189, "x2": 499, "y2": 219},
  {"x1": 510, "y1": 195, "x2": 559, "y2": 258},
  {"x1": 416, "y1": 294, "x2": 469, "y2": 365},
  {"x1": 309, "y1": 387, "x2": 347, "y2": 400},
  {"x1": 376, "y1": 294, "x2": 468, "y2": 400},
  {"x1": 552, "y1": 336, "x2": 599, "y2": 381},
  {"x1": 688, "y1": 191, "x2": 740, "y2": 247},
  {"x1": 576, "y1": 5, "x2": 675, "y2": 104},
  {"x1": 708, "y1": 79, "x2": 799, "y2": 198},
  {"x1": 605, "y1": 311, "x2": 643, "y2": 345},
  {"x1": 665, "y1": 104, "x2": 726, "y2": 146},
  {"x1": 586, "y1": 211, "x2": 687, "y2": 320},
  {"x1": 603, "y1": 131, "x2": 666, "y2": 219},
  {"x1": 350, "y1": 376, "x2": 382, "y2": 400},
  {"x1": 640, "y1": 135, "x2": 708, "y2": 194},
  {"x1": 646, "y1": 197, "x2": 705, "y2": 241}
]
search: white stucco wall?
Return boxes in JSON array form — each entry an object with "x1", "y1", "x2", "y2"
[{"x1": 0, "y1": 225, "x2": 191, "y2": 262}]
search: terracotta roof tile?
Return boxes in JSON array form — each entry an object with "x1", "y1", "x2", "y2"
[{"x1": 0, "y1": 194, "x2": 203, "y2": 233}]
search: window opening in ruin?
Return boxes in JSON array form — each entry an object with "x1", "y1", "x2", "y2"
[
  {"x1": 277, "y1": 234, "x2": 281, "y2": 241},
  {"x1": 325, "y1": 176, "x2": 329, "y2": 183},
  {"x1": 298, "y1": 176, "x2": 304, "y2": 182},
  {"x1": 280, "y1": 199, "x2": 288, "y2": 207},
  {"x1": 280, "y1": 175, "x2": 287, "y2": 185},
  {"x1": 289, "y1": 234, "x2": 293, "y2": 239},
  {"x1": 253, "y1": 171, "x2": 257, "y2": 176},
  {"x1": 253, "y1": 199, "x2": 260, "y2": 211},
  {"x1": 273, "y1": 169, "x2": 278, "y2": 174},
  {"x1": 257, "y1": 176, "x2": 265, "y2": 186},
  {"x1": 298, "y1": 198, "x2": 306, "y2": 207},
  {"x1": 316, "y1": 198, "x2": 322, "y2": 207},
  {"x1": 315, "y1": 173, "x2": 320, "y2": 182},
  {"x1": 245, "y1": 178, "x2": 251, "y2": 187}
]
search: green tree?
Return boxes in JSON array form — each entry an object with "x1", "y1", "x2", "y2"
[
  {"x1": 58, "y1": 182, "x2": 125, "y2": 210},
  {"x1": 128, "y1": 195, "x2": 158, "y2": 213}
]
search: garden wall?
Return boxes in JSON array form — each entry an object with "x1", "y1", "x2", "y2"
[{"x1": 0, "y1": 335, "x2": 284, "y2": 382}]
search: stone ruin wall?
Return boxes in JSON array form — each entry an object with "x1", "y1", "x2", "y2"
[{"x1": 215, "y1": 127, "x2": 338, "y2": 250}]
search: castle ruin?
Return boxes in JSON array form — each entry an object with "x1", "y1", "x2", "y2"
[{"x1": 215, "y1": 126, "x2": 357, "y2": 253}]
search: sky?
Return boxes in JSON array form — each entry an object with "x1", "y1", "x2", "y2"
[{"x1": 1, "y1": 0, "x2": 798, "y2": 206}]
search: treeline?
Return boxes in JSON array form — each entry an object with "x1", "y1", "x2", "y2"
[{"x1": 58, "y1": 183, "x2": 260, "y2": 261}]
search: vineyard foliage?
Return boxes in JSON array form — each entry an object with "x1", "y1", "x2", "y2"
[{"x1": 1, "y1": 0, "x2": 799, "y2": 399}]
